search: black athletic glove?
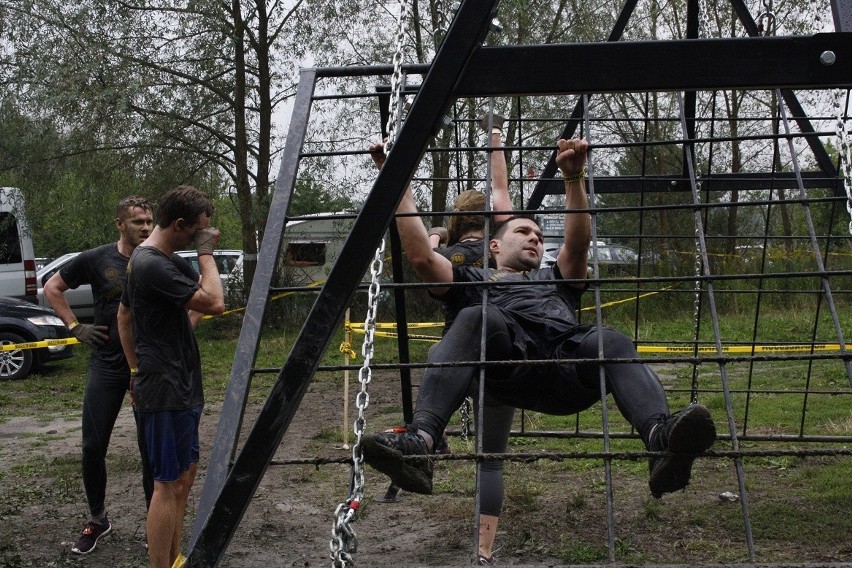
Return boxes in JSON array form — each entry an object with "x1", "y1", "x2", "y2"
[
  {"x1": 71, "y1": 323, "x2": 109, "y2": 348},
  {"x1": 194, "y1": 227, "x2": 220, "y2": 256}
]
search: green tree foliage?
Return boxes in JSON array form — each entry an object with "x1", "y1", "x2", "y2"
[
  {"x1": 0, "y1": 0, "x2": 843, "y2": 275},
  {"x1": 0, "y1": 0, "x2": 311, "y2": 288}
]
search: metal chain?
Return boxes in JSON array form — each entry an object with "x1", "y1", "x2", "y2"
[
  {"x1": 432, "y1": 0, "x2": 451, "y2": 43},
  {"x1": 834, "y1": 89, "x2": 852, "y2": 234},
  {"x1": 459, "y1": 397, "x2": 472, "y2": 442},
  {"x1": 330, "y1": 239, "x2": 387, "y2": 567},
  {"x1": 384, "y1": 1, "x2": 412, "y2": 152},
  {"x1": 757, "y1": 0, "x2": 776, "y2": 37},
  {"x1": 698, "y1": 0, "x2": 712, "y2": 37}
]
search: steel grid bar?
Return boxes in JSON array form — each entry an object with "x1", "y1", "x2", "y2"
[{"x1": 675, "y1": 90, "x2": 757, "y2": 560}]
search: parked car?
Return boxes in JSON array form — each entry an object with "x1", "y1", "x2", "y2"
[
  {"x1": 540, "y1": 239, "x2": 639, "y2": 273},
  {"x1": 175, "y1": 249, "x2": 243, "y2": 294},
  {"x1": 36, "y1": 252, "x2": 92, "y2": 319},
  {"x1": 37, "y1": 249, "x2": 244, "y2": 320},
  {"x1": 0, "y1": 295, "x2": 74, "y2": 380}
]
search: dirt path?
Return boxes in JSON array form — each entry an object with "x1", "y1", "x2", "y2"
[{"x1": 2, "y1": 370, "x2": 852, "y2": 567}]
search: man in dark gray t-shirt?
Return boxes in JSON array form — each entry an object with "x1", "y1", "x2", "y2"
[{"x1": 362, "y1": 138, "x2": 717, "y2": 566}]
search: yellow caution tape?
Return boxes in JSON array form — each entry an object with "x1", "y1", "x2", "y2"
[
  {"x1": 0, "y1": 337, "x2": 80, "y2": 351},
  {"x1": 580, "y1": 286, "x2": 674, "y2": 311},
  {"x1": 349, "y1": 321, "x2": 444, "y2": 330},
  {"x1": 201, "y1": 280, "x2": 326, "y2": 320},
  {"x1": 347, "y1": 325, "x2": 846, "y2": 353},
  {"x1": 637, "y1": 344, "x2": 843, "y2": 354},
  {"x1": 339, "y1": 341, "x2": 358, "y2": 359}
]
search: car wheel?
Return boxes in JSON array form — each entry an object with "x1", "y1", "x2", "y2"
[{"x1": 0, "y1": 332, "x2": 34, "y2": 381}]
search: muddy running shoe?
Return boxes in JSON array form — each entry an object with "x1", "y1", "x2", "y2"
[
  {"x1": 475, "y1": 554, "x2": 496, "y2": 565},
  {"x1": 648, "y1": 404, "x2": 716, "y2": 498},
  {"x1": 361, "y1": 425, "x2": 434, "y2": 494},
  {"x1": 478, "y1": 113, "x2": 505, "y2": 133},
  {"x1": 71, "y1": 517, "x2": 112, "y2": 555}
]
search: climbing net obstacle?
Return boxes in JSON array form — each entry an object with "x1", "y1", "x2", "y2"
[{"x1": 185, "y1": 1, "x2": 852, "y2": 566}]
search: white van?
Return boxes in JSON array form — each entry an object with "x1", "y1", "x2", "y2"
[
  {"x1": 280, "y1": 212, "x2": 379, "y2": 286},
  {"x1": 0, "y1": 188, "x2": 37, "y2": 302}
]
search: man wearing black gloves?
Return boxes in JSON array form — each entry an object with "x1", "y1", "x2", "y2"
[{"x1": 44, "y1": 196, "x2": 155, "y2": 555}]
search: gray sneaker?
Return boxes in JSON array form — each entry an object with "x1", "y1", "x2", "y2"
[
  {"x1": 648, "y1": 404, "x2": 716, "y2": 497},
  {"x1": 361, "y1": 426, "x2": 434, "y2": 494},
  {"x1": 71, "y1": 517, "x2": 112, "y2": 555}
]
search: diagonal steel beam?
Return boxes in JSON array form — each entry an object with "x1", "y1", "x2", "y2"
[
  {"x1": 522, "y1": 0, "x2": 639, "y2": 209},
  {"x1": 188, "y1": 68, "x2": 318, "y2": 551},
  {"x1": 729, "y1": 0, "x2": 840, "y2": 184},
  {"x1": 184, "y1": 1, "x2": 501, "y2": 565}
]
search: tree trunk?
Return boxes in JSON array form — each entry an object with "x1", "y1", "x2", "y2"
[{"x1": 230, "y1": 0, "x2": 256, "y2": 293}]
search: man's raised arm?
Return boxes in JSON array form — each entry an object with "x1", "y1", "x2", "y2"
[
  {"x1": 482, "y1": 114, "x2": 512, "y2": 223},
  {"x1": 369, "y1": 143, "x2": 453, "y2": 294},
  {"x1": 554, "y1": 138, "x2": 591, "y2": 284}
]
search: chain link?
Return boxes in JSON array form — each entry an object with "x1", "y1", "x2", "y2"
[
  {"x1": 330, "y1": 239, "x2": 387, "y2": 567},
  {"x1": 459, "y1": 397, "x2": 472, "y2": 442},
  {"x1": 834, "y1": 89, "x2": 852, "y2": 234},
  {"x1": 698, "y1": 0, "x2": 712, "y2": 37},
  {"x1": 689, "y1": 179, "x2": 704, "y2": 405},
  {"x1": 384, "y1": 1, "x2": 412, "y2": 152}
]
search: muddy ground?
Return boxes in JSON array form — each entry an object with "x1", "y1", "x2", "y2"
[{"x1": 2, "y1": 369, "x2": 852, "y2": 567}]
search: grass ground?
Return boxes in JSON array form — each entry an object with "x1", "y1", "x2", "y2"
[{"x1": 1, "y1": 302, "x2": 851, "y2": 566}]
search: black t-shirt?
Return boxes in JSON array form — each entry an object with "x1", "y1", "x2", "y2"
[
  {"x1": 434, "y1": 239, "x2": 493, "y2": 270},
  {"x1": 59, "y1": 243, "x2": 130, "y2": 370},
  {"x1": 123, "y1": 246, "x2": 201, "y2": 412},
  {"x1": 444, "y1": 264, "x2": 586, "y2": 358},
  {"x1": 434, "y1": 239, "x2": 496, "y2": 332}
]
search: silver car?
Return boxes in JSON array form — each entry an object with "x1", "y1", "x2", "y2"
[{"x1": 37, "y1": 249, "x2": 243, "y2": 320}]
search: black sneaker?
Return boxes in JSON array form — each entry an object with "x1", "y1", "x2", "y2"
[
  {"x1": 71, "y1": 517, "x2": 112, "y2": 555},
  {"x1": 478, "y1": 113, "x2": 505, "y2": 133},
  {"x1": 361, "y1": 426, "x2": 434, "y2": 494},
  {"x1": 648, "y1": 404, "x2": 716, "y2": 498},
  {"x1": 475, "y1": 554, "x2": 496, "y2": 565}
]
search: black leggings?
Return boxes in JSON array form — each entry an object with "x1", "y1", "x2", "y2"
[
  {"x1": 413, "y1": 306, "x2": 670, "y2": 516},
  {"x1": 81, "y1": 365, "x2": 153, "y2": 517}
]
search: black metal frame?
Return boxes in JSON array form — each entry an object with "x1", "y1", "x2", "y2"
[{"x1": 187, "y1": 0, "x2": 852, "y2": 565}]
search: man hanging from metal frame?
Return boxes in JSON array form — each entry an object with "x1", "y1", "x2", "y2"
[{"x1": 363, "y1": 136, "x2": 717, "y2": 566}]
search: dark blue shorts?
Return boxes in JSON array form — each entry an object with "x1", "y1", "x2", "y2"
[{"x1": 139, "y1": 407, "x2": 202, "y2": 482}]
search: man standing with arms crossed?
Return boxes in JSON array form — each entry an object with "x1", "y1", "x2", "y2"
[
  {"x1": 118, "y1": 185, "x2": 224, "y2": 568},
  {"x1": 44, "y1": 196, "x2": 155, "y2": 555}
]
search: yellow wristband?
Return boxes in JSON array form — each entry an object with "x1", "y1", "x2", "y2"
[
  {"x1": 561, "y1": 168, "x2": 587, "y2": 182},
  {"x1": 68, "y1": 321, "x2": 79, "y2": 330},
  {"x1": 130, "y1": 367, "x2": 138, "y2": 374}
]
